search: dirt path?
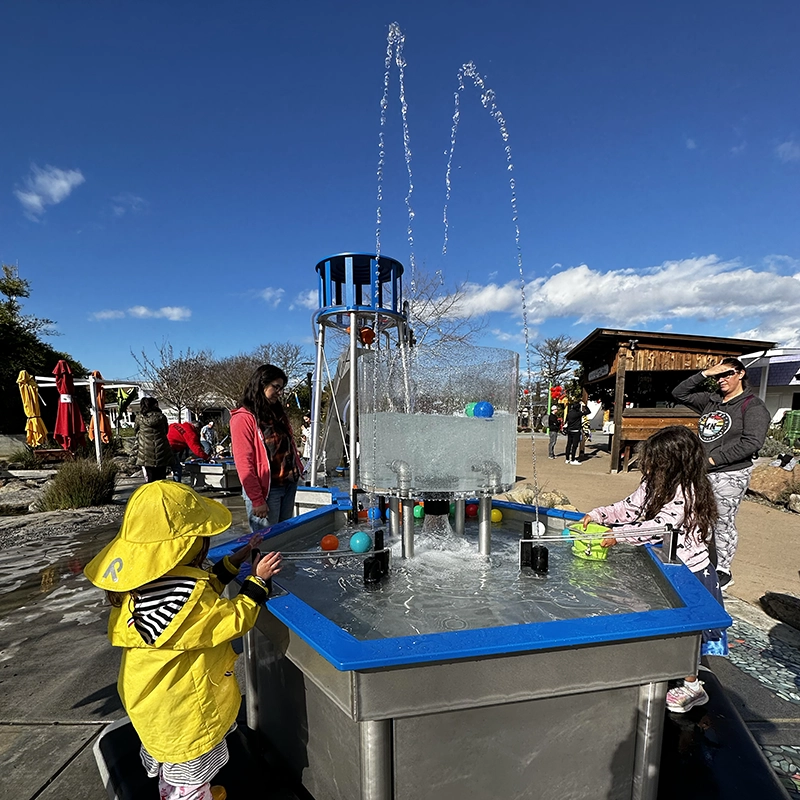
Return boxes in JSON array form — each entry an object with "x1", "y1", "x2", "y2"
[{"x1": 515, "y1": 435, "x2": 800, "y2": 606}]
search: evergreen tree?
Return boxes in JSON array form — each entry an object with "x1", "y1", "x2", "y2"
[{"x1": 0, "y1": 264, "x2": 85, "y2": 435}]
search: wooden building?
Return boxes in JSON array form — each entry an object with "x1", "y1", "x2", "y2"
[{"x1": 566, "y1": 329, "x2": 776, "y2": 473}]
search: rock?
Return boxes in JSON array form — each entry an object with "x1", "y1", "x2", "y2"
[
  {"x1": 747, "y1": 465, "x2": 798, "y2": 504},
  {"x1": 0, "y1": 479, "x2": 46, "y2": 515},
  {"x1": 788, "y1": 494, "x2": 800, "y2": 514},
  {"x1": 497, "y1": 484, "x2": 572, "y2": 509},
  {"x1": 760, "y1": 592, "x2": 800, "y2": 632}
]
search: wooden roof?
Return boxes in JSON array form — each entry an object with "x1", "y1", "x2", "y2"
[{"x1": 567, "y1": 328, "x2": 776, "y2": 366}]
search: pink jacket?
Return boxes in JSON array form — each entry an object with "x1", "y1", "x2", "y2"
[
  {"x1": 587, "y1": 482, "x2": 710, "y2": 573},
  {"x1": 230, "y1": 407, "x2": 271, "y2": 507}
]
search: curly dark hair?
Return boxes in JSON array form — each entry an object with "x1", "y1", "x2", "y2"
[
  {"x1": 636, "y1": 425, "x2": 718, "y2": 541},
  {"x1": 240, "y1": 364, "x2": 291, "y2": 434}
]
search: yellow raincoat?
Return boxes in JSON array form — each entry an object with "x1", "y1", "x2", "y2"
[{"x1": 108, "y1": 562, "x2": 264, "y2": 763}]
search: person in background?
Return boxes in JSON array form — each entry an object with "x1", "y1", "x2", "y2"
[
  {"x1": 132, "y1": 397, "x2": 172, "y2": 482},
  {"x1": 230, "y1": 365, "x2": 304, "y2": 529},
  {"x1": 564, "y1": 401, "x2": 588, "y2": 465},
  {"x1": 168, "y1": 420, "x2": 207, "y2": 482},
  {"x1": 200, "y1": 419, "x2": 217, "y2": 456},
  {"x1": 547, "y1": 407, "x2": 562, "y2": 459},
  {"x1": 672, "y1": 358, "x2": 770, "y2": 591},
  {"x1": 300, "y1": 414, "x2": 312, "y2": 471},
  {"x1": 84, "y1": 481, "x2": 281, "y2": 800},
  {"x1": 581, "y1": 425, "x2": 727, "y2": 713}
]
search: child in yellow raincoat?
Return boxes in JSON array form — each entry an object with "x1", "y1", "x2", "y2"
[{"x1": 85, "y1": 481, "x2": 281, "y2": 800}]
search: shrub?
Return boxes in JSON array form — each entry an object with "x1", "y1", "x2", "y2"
[
  {"x1": 37, "y1": 458, "x2": 119, "y2": 511},
  {"x1": 8, "y1": 445, "x2": 40, "y2": 469},
  {"x1": 758, "y1": 434, "x2": 791, "y2": 459}
]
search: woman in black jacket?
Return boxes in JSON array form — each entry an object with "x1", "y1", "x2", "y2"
[
  {"x1": 133, "y1": 397, "x2": 173, "y2": 482},
  {"x1": 564, "y1": 401, "x2": 588, "y2": 465}
]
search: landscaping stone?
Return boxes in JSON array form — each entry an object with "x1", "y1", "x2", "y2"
[
  {"x1": 788, "y1": 494, "x2": 800, "y2": 514},
  {"x1": 748, "y1": 464, "x2": 798, "y2": 504}
]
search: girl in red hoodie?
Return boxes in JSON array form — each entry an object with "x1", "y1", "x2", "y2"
[{"x1": 230, "y1": 365, "x2": 303, "y2": 530}]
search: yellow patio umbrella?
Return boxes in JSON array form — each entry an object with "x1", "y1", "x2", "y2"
[{"x1": 16, "y1": 370, "x2": 48, "y2": 447}]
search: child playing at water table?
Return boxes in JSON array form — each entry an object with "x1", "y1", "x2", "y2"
[
  {"x1": 579, "y1": 425, "x2": 727, "y2": 714},
  {"x1": 84, "y1": 481, "x2": 281, "y2": 800}
]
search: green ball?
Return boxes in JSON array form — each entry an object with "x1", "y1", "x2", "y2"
[
  {"x1": 449, "y1": 502, "x2": 456, "y2": 516},
  {"x1": 465, "y1": 402, "x2": 477, "y2": 417},
  {"x1": 413, "y1": 504, "x2": 425, "y2": 519}
]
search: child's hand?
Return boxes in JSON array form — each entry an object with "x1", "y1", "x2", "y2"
[
  {"x1": 228, "y1": 533, "x2": 264, "y2": 568},
  {"x1": 254, "y1": 551, "x2": 282, "y2": 581},
  {"x1": 578, "y1": 514, "x2": 593, "y2": 529},
  {"x1": 601, "y1": 537, "x2": 617, "y2": 548}
]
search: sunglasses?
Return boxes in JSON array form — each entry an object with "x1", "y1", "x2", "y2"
[{"x1": 715, "y1": 370, "x2": 737, "y2": 379}]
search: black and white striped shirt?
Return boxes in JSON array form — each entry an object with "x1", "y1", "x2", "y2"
[{"x1": 129, "y1": 576, "x2": 198, "y2": 644}]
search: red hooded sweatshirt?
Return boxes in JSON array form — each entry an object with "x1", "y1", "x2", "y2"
[{"x1": 167, "y1": 422, "x2": 207, "y2": 460}]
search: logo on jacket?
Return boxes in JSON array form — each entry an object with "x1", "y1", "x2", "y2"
[{"x1": 698, "y1": 411, "x2": 731, "y2": 442}]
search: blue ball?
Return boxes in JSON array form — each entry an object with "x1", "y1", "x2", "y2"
[
  {"x1": 349, "y1": 531, "x2": 372, "y2": 553},
  {"x1": 473, "y1": 401, "x2": 495, "y2": 418},
  {"x1": 367, "y1": 507, "x2": 381, "y2": 520}
]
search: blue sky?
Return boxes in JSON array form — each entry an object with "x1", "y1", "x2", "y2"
[{"x1": 3, "y1": 1, "x2": 800, "y2": 380}]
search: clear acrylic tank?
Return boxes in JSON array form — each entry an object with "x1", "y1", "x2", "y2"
[{"x1": 357, "y1": 343, "x2": 519, "y2": 497}]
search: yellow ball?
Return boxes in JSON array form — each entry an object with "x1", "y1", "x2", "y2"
[{"x1": 490, "y1": 508, "x2": 503, "y2": 523}]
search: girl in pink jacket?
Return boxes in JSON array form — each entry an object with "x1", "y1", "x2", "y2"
[
  {"x1": 230, "y1": 365, "x2": 303, "y2": 530},
  {"x1": 581, "y1": 425, "x2": 727, "y2": 714}
]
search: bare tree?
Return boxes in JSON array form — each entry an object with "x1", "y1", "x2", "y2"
[
  {"x1": 533, "y1": 335, "x2": 576, "y2": 387},
  {"x1": 406, "y1": 269, "x2": 487, "y2": 350},
  {"x1": 205, "y1": 342, "x2": 311, "y2": 410},
  {"x1": 132, "y1": 341, "x2": 213, "y2": 421}
]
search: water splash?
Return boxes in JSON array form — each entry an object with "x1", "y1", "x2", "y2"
[
  {"x1": 441, "y1": 60, "x2": 540, "y2": 518},
  {"x1": 376, "y1": 22, "x2": 417, "y2": 281}
]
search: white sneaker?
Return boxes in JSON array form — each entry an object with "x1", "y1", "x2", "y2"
[
  {"x1": 571, "y1": 460, "x2": 581, "y2": 465},
  {"x1": 666, "y1": 680, "x2": 709, "y2": 713}
]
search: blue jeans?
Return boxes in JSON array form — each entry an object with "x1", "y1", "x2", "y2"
[{"x1": 243, "y1": 481, "x2": 298, "y2": 531}]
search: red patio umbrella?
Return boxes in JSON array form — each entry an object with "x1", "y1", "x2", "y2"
[{"x1": 53, "y1": 359, "x2": 86, "y2": 451}]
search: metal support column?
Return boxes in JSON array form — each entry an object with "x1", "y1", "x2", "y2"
[
  {"x1": 401, "y1": 498, "x2": 415, "y2": 558},
  {"x1": 453, "y1": 498, "x2": 466, "y2": 536},
  {"x1": 359, "y1": 719, "x2": 393, "y2": 800},
  {"x1": 389, "y1": 496, "x2": 401, "y2": 541},
  {"x1": 309, "y1": 321, "x2": 325, "y2": 487},
  {"x1": 631, "y1": 681, "x2": 668, "y2": 800},
  {"x1": 478, "y1": 495, "x2": 492, "y2": 555}
]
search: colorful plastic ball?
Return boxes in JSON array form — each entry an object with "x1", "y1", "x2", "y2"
[
  {"x1": 349, "y1": 531, "x2": 372, "y2": 553},
  {"x1": 465, "y1": 402, "x2": 477, "y2": 417},
  {"x1": 491, "y1": 508, "x2": 503, "y2": 523},
  {"x1": 367, "y1": 507, "x2": 381, "y2": 520},
  {"x1": 449, "y1": 502, "x2": 456, "y2": 516},
  {"x1": 321, "y1": 534, "x2": 340, "y2": 551},
  {"x1": 465, "y1": 503, "x2": 479, "y2": 517},
  {"x1": 473, "y1": 401, "x2": 495, "y2": 418},
  {"x1": 413, "y1": 504, "x2": 425, "y2": 519}
]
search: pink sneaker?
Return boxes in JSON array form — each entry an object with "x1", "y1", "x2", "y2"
[{"x1": 666, "y1": 680, "x2": 709, "y2": 713}]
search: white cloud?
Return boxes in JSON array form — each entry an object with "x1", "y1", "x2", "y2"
[
  {"x1": 259, "y1": 288, "x2": 285, "y2": 307},
  {"x1": 735, "y1": 323, "x2": 800, "y2": 348},
  {"x1": 289, "y1": 289, "x2": 318, "y2": 311},
  {"x1": 90, "y1": 310, "x2": 126, "y2": 321},
  {"x1": 14, "y1": 164, "x2": 85, "y2": 219},
  {"x1": 432, "y1": 255, "x2": 800, "y2": 349},
  {"x1": 685, "y1": 138, "x2": 697, "y2": 150},
  {"x1": 775, "y1": 140, "x2": 800, "y2": 163},
  {"x1": 111, "y1": 192, "x2": 147, "y2": 217},
  {"x1": 90, "y1": 306, "x2": 191, "y2": 322},
  {"x1": 730, "y1": 142, "x2": 746, "y2": 156}
]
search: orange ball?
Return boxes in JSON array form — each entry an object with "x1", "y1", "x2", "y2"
[{"x1": 321, "y1": 534, "x2": 340, "y2": 551}]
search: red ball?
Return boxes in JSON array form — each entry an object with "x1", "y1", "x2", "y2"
[
  {"x1": 465, "y1": 503, "x2": 479, "y2": 517},
  {"x1": 321, "y1": 534, "x2": 340, "y2": 551}
]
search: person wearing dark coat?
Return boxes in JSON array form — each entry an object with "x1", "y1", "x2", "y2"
[
  {"x1": 132, "y1": 397, "x2": 173, "y2": 482},
  {"x1": 564, "y1": 401, "x2": 589, "y2": 465}
]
